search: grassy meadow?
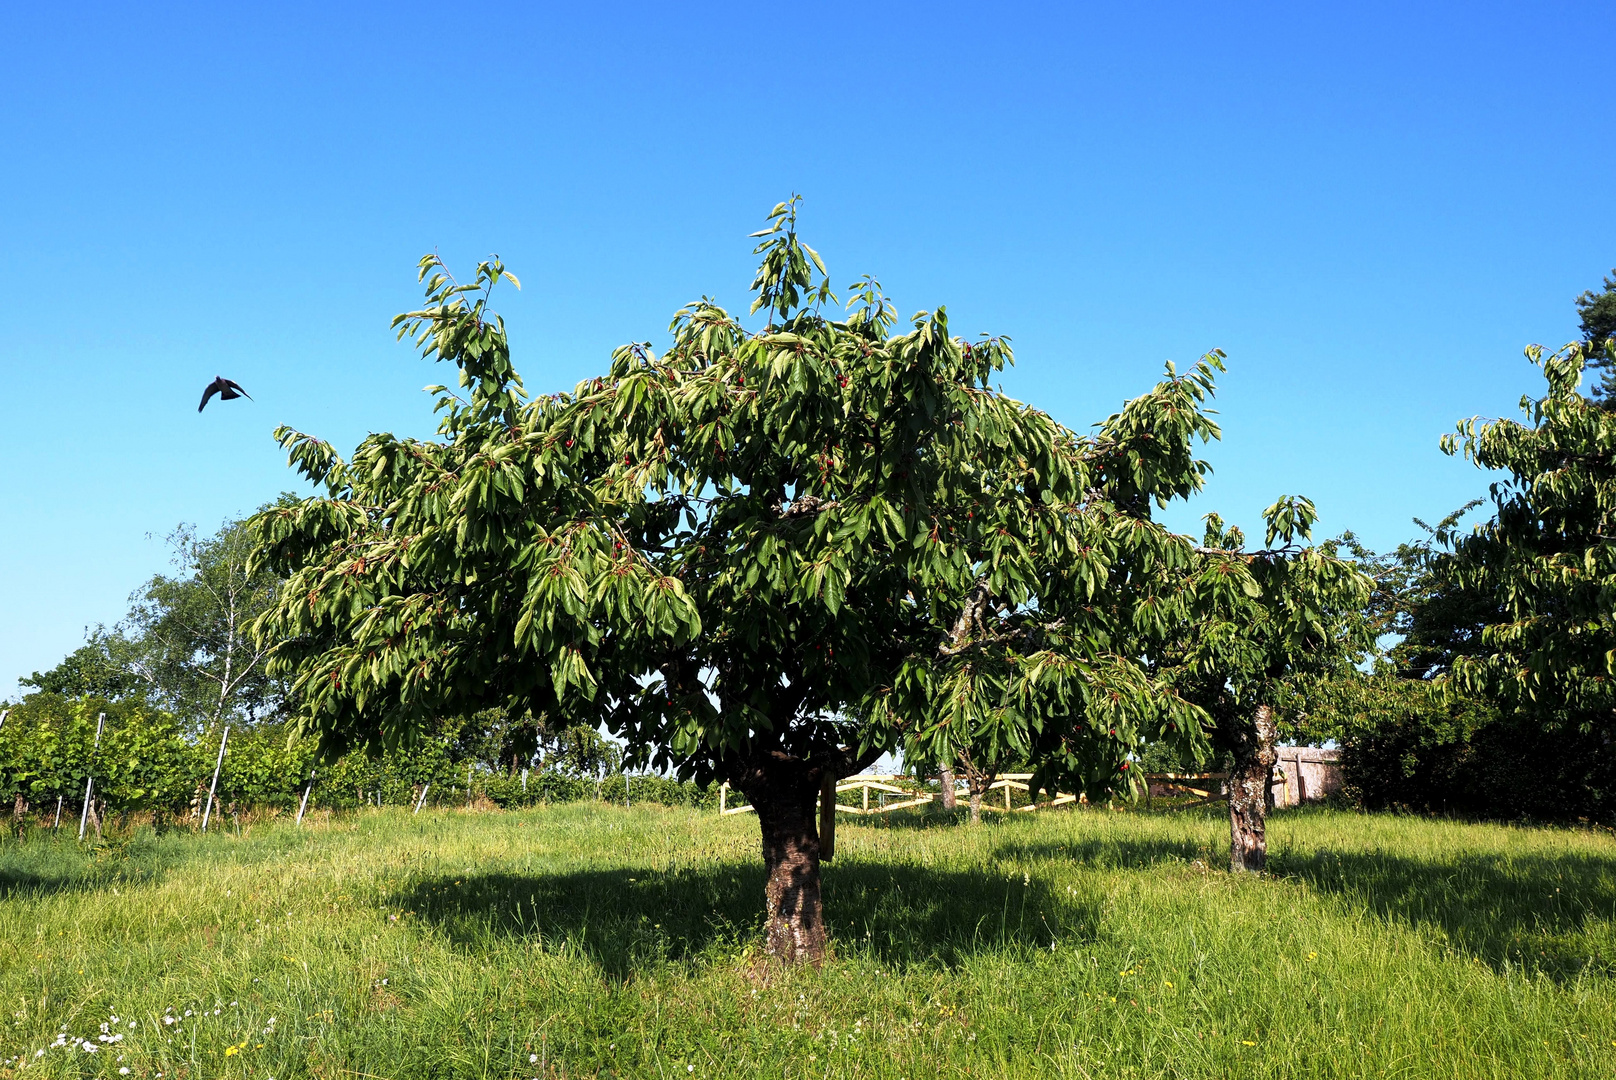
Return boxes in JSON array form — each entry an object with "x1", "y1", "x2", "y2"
[{"x1": 2, "y1": 801, "x2": 1615, "y2": 1079}]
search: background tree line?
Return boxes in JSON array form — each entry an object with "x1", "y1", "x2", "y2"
[
  {"x1": 1, "y1": 509, "x2": 645, "y2": 826},
  {"x1": 0, "y1": 689, "x2": 706, "y2": 829}
]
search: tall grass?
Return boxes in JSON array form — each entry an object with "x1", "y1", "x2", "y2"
[{"x1": 2, "y1": 803, "x2": 1614, "y2": 1078}]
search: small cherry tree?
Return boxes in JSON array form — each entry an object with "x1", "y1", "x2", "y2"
[
  {"x1": 1156, "y1": 502, "x2": 1372, "y2": 871},
  {"x1": 252, "y1": 200, "x2": 1221, "y2": 962}
]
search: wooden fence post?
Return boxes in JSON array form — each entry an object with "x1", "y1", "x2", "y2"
[{"x1": 819, "y1": 773, "x2": 837, "y2": 861}]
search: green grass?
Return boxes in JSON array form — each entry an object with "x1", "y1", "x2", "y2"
[{"x1": 3, "y1": 803, "x2": 1615, "y2": 1078}]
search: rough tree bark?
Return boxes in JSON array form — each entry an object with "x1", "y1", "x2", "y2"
[
  {"x1": 1226, "y1": 703, "x2": 1278, "y2": 873},
  {"x1": 741, "y1": 756, "x2": 828, "y2": 964},
  {"x1": 963, "y1": 766, "x2": 995, "y2": 825},
  {"x1": 939, "y1": 766, "x2": 958, "y2": 811},
  {"x1": 731, "y1": 733, "x2": 882, "y2": 965},
  {"x1": 944, "y1": 580, "x2": 998, "y2": 825}
]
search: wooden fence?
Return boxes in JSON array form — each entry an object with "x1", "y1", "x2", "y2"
[
  {"x1": 718, "y1": 773, "x2": 1079, "y2": 817},
  {"x1": 718, "y1": 752, "x2": 1341, "y2": 818}
]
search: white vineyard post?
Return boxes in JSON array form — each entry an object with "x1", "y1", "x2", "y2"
[
  {"x1": 296, "y1": 769, "x2": 315, "y2": 825},
  {"x1": 77, "y1": 712, "x2": 106, "y2": 840},
  {"x1": 200, "y1": 725, "x2": 230, "y2": 833},
  {"x1": 414, "y1": 784, "x2": 430, "y2": 814},
  {"x1": 52, "y1": 796, "x2": 63, "y2": 830}
]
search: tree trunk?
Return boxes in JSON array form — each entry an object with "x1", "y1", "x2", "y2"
[
  {"x1": 963, "y1": 767, "x2": 995, "y2": 825},
  {"x1": 1227, "y1": 704, "x2": 1278, "y2": 873},
  {"x1": 939, "y1": 767, "x2": 958, "y2": 811},
  {"x1": 743, "y1": 761, "x2": 828, "y2": 965}
]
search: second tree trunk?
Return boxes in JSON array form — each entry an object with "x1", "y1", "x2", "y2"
[{"x1": 1226, "y1": 704, "x2": 1278, "y2": 872}]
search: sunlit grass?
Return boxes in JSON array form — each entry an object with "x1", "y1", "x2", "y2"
[{"x1": 2, "y1": 802, "x2": 1614, "y2": 1078}]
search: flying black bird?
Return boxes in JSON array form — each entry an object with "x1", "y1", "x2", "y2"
[{"x1": 198, "y1": 376, "x2": 252, "y2": 412}]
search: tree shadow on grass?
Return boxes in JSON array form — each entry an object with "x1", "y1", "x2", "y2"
[
  {"x1": 1271, "y1": 846, "x2": 1616, "y2": 980},
  {"x1": 0, "y1": 867, "x2": 92, "y2": 899},
  {"x1": 390, "y1": 858, "x2": 1095, "y2": 977},
  {"x1": 844, "y1": 808, "x2": 969, "y2": 831},
  {"x1": 0, "y1": 856, "x2": 179, "y2": 899},
  {"x1": 991, "y1": 834, "x2": 1214, "y2": 870},
  {"x1": 993, "y1": 823, "x2": 1616, "y2": 981},
  {"x1": 0, "y1": 829, "x2": 238, "y2": 899}
]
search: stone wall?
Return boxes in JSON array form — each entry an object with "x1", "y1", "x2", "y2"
[{"x1": 1272, "y1": 745, "x2": 1342, "y2": 807}]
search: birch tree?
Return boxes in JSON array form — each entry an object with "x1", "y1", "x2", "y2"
[{"x1": 127, "y1": 517, "x2": 286, "y2": 727}]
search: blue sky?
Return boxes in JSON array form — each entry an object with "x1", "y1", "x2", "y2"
[{"x1": 3, "y1": 1, "x2": 1613, "y2": 692}]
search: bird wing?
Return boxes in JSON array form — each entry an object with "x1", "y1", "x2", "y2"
[
  {"x1": 222, "y1": 378, "x2": 253, "y2": 400},
  {"x1": 199, "y1": 379, "x2": 223, "y2": 412}
]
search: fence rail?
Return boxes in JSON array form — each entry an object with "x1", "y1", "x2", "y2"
[
  {"x1": 718, "y1": 766, "x2": 1316, "y2": 818},
  {"x1": 719, "y1": 773, "x2": 1086, "y2": 817}
]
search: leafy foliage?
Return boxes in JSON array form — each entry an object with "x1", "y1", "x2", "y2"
[
  {"x1": 1437, "y1": 341, "x2": 1616, "y2": 729},
  {"x1": 126, "y1": 515, "x2": 289, "y2": 726},
  {"x1": 1151, "y1": 502, "x2": 1374, "y2": 750},
  {"x1": 899, "y1": 355, "x2": 1225, "y2": 803},
  {"x1": 19, "y1": 627, "x2": 147, "y2": 700},
  {"x1": 1575, "y1": 269, "x2": 1616, "y2": 403},
  {"x1": 1303, "y1": 486, "x2": 1616, "y2": 823},
  {"x1": 0, "y1": 695, "x2": 209, "y2": 817},
  {"x1": 249, "y1": 203, "x2": 1223, "y2": 803},
  {"x1": 0, "y1": 692, "x2": 694, "y2": 819},
  {"x1": 20, "y1": 511, "x2": 290, "y2": 729}
]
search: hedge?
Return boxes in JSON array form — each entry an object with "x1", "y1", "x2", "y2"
[{"x1": 0, "y1": 694, "x2": 719, "y2": 824}]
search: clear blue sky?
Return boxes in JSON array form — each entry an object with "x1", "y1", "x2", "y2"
[{"x1": 3, "y1": 1, "x2": 1613, "y2": 692}]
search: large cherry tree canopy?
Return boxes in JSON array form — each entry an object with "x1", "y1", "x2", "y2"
[{"x1": 249, "y1": 201, "x2": 1216, "y2": 793}]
